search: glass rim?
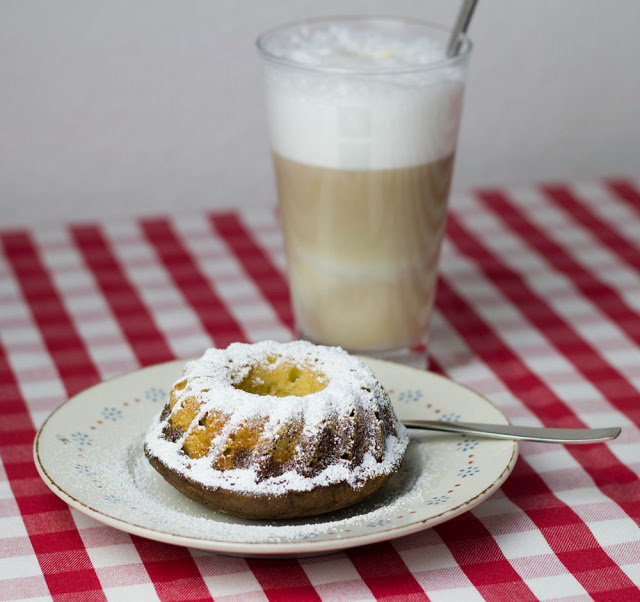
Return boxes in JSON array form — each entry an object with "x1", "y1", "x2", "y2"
[{"x1": 256, "y1": 15, "x2": 472, "y2": 75}]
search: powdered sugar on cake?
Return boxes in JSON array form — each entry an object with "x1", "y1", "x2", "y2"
[{"x1": 144, "y1": 340, "x2": 408, "y2": 496}]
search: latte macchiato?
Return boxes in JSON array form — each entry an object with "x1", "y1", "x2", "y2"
[{"x1": 258, "y1": 17, "x2": 471, "y2": 355}]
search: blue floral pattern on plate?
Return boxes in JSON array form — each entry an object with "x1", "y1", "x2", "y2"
[
  {"x1": 101, "y1": 407, "x2": 123, "y2": 422},
  {"x1": 103, "y1": 494, "x2": 124, "y2": 504},
  {"x1": 145, "y1": 387, "x2": 167, "y2": 403},
  {"x1": 71, "y1": 432, "x2": 93, "y2": 446},
  {"x1": 74, "y1": 463, "x2": 97, "y2": 476},
  {"x1": 426, "y1": 495, "x2": 451, "y2": 506},
  {"x1": 397, "y1": 389, "x2": 423, "y2": 403},
  {"x1": 458, "y1": 466, "x2": 480, "y2": 478},
  {"x1": 439, "y1": 412, "x2": 462, "y2": 422},
  {"x1": 457, "y1": 438, "x2": 479, "y2": 452}
]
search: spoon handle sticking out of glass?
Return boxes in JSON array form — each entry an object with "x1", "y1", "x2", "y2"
[{"x1": 402, "y1": 420, "x2": 621, "y2": 444}]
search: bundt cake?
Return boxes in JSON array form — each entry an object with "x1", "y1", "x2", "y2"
[{"x1": 144, "y1": 340, "x2": 408, "y2": 519}]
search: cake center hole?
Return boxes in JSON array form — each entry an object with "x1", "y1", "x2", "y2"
[{"x1": 234, "y1": 359, "x2": 327, "y2": 397}]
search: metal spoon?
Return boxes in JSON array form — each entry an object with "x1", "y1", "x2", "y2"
[
  {"x1": 403, "y1": 420, "x2": 621, "y2": 444},
  {"x1": 446, "y1": 0, "x2": 478, "y2": 58}
]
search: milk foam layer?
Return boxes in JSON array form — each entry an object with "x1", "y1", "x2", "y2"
[
  {"x1": 265, "y1": 23, "x2": 446, "y2": 71},
  {"x1": 262, "y1": 21, "x2": 467, "y2": 171}
]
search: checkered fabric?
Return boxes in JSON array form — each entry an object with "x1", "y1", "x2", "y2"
[{"x1": 1, "y1": 179, "x2": 640, "y2": 601}]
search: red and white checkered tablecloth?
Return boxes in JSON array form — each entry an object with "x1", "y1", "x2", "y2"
[{"x1": 1, "y1": 178, "x2": 640, "y2": 601}]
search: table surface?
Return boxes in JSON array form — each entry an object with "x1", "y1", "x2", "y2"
[{"x1": 1, "y1": 179, "x2": 639, "y2": 601}]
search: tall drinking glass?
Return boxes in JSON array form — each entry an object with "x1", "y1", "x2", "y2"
[{"x1": 257, "y1": 17, "x2": 471, "y2": 367}]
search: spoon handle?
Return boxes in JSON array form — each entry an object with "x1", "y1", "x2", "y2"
[{"x1": 402, "y1": 420, "x2": 621, "y2": 444}]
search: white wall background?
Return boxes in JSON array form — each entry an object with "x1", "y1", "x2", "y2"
[{"x1": 1, "y1": 0, "x2": 639, "y2": 227}]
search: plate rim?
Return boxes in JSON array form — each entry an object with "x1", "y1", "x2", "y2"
[{"x1": 33, "y1": 357, "x2": 519, "y2": 557}]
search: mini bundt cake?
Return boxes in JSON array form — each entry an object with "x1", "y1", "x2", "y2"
[{"x1": 144, "y1": 340, "x2": 408, "y2": 519}]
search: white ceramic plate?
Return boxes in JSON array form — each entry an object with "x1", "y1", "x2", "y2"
[{"x1": 34, "y1": 357, "x2": 518, "y2": 558}]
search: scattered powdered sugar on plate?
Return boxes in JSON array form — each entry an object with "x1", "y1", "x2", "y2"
[{"x1": 125, "y1": 431, "x2": 437, "y2": 543}]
